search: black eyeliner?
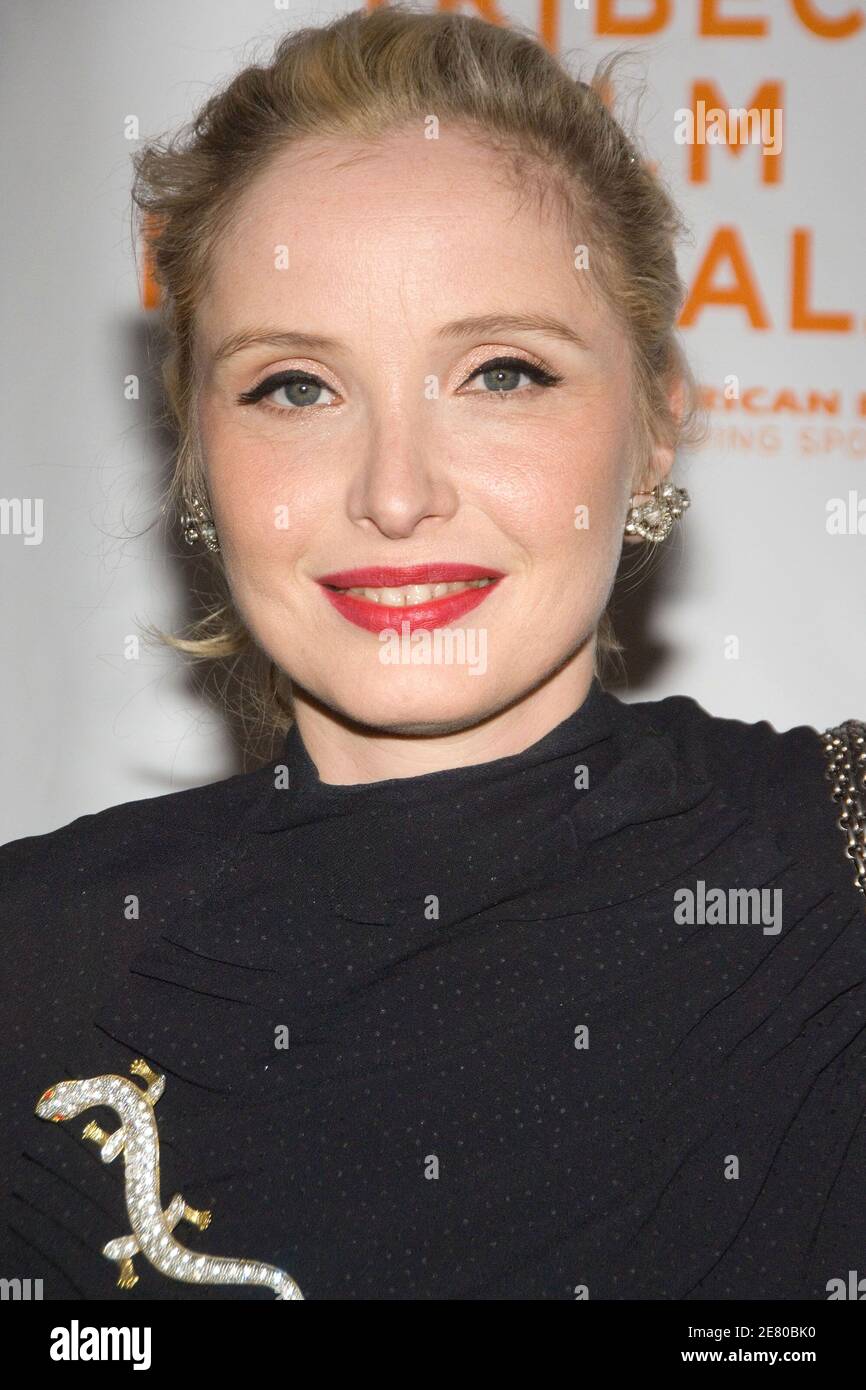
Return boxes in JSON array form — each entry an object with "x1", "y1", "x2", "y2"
[
  {"x1": 466, "y1": 356, "x2": 563, "y2": 387},
  {"x1": 236, "y1": 356, "x2": 563, "y2": 408},
  {"x1": 237, "y1": 370, "x2": 324, "y2": 406}
]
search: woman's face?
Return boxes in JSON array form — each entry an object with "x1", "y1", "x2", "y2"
[{"x1": 195, "y1": 127, "x2": 650, "y2": 737}]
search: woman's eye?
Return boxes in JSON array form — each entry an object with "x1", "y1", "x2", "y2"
[
  {"x1": 237, "y1": 356, "x2": 563, "y2": 413},
  {"x1": 237, "y1": 372, "x2": 337, "y2": 412},
  {"x1": 461, "y1": 356, "x2": 563, "y2": 396}
]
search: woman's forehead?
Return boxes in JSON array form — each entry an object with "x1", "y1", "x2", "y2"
[
  {"x1": 216, "y1": 130, "x2": 557, "y2": 251},
  {"x1": 198, "y1": 138, "x2": 611, "y2": 358}
]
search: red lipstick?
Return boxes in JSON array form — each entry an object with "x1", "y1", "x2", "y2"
[{"x1": 316, "y1": 563, "x2": 504, "y2": 634}]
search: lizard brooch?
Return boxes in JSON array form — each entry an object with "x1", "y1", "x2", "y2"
[{"x1": 35, "y1": 1058, "x2": 304, "y2": 1300}]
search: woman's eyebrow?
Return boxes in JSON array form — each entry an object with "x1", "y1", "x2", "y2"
[
  {"x1": 211, "y1": 312, "x2": 590, "y2": 366},
  {"x1": 212, "y1": 328, "x2": 341, "y2": 364},
  {"x1": 436, "y1": 313, "x2": 591, "y2": 352}
]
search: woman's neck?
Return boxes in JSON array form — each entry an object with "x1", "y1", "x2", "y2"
[{"x1": 288, "y1": 649, "x2": 597, "y2": 787}]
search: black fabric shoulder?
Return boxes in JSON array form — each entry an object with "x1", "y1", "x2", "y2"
[
  {"x1": 0, "y1": 763, "x2": 276, "y2": 1014},
  {"x1": 0, "y1": 760, "x2": 275, "y2": 876},
  {"x1": 623, "y1": 689, "x2": 865, "y2": 917}
]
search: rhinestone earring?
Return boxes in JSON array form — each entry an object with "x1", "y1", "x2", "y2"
[
  {"x1": 180, "y1": 495, "x2": 220, "y2": 553},
  {"x1": 624, "y1": 481, "x2": 690, "y2": 542}
]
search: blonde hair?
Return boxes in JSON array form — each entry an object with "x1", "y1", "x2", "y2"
[{"x1": 132, "y1": 2, "x2": 703, "y2": 760}]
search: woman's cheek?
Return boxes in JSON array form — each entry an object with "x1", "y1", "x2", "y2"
[
  {"x1": 204, "y1": 429, "x2": 312, "y2": 569},
  {"x1": 509, "y1": 453, "x2": 625, "y2": 573}
]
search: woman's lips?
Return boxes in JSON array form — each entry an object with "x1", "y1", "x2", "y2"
[{"x1": 316, "y1": 563, "x2": 504, "y2": 634}]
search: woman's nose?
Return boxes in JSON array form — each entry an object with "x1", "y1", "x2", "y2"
[{"x1": 347, "y1": 416, "x2": 459, "y2": 538}]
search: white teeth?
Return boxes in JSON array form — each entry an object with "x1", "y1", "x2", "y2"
[{"x1": 339, "y1": 578, "x2": 494, "y2": 604}]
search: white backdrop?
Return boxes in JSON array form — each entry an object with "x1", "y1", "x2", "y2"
[{"x1": 2, "y1": 0, "x2": 864, "y2": 844}]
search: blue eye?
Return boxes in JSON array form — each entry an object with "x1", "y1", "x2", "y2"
[
  {"x1": 237, "y1": 355, "x2": 563, "y2": 414},
  {"x1": 463, "y1": 356, "x2": 563, "y2": 394},
  {"x1": 237, "y1": 372, "x2": 337, "y2": 411}
]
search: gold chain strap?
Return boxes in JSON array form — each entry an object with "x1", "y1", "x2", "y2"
[{"x1": 821, "y1": 719, "x2": 866, "y2": 898}]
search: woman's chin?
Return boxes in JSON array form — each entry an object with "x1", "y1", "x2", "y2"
[{"x1": 310, "y1": 673, "x2": 504, "y2": 737}]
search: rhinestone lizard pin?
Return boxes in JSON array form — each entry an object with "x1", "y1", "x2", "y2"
[{"x1": 35, "y1": 1059, "x2": 304, "y2": 1300}]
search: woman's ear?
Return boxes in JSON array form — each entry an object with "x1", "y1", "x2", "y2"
[{"x1": 623, "y1": 376, "x2": 686, "y2": 547}]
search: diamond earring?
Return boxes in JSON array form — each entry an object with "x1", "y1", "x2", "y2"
[
  {"x1": 624, "y1": 482, "x2": 690, "y2": 542},
  {"x1": 180, "y1": 495, "x2": 220, "y2": 553}
]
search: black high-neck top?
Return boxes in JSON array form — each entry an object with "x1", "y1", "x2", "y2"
[{"x1": 2, "y1": 678, "x2": 865, "y2": 1300}]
